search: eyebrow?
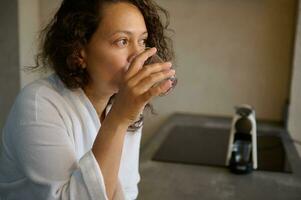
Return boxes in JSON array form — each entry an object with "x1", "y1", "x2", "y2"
[{"x1": 110, "y1": 30, "x2": 148, "y2": 37}]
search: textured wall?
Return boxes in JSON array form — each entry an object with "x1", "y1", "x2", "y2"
[
  {"x1": 289, "y1": 1, "x2": 301, "y2": 156},
  {"x1": 0, "y1": 0, "x2": 20, "y2": 131}
]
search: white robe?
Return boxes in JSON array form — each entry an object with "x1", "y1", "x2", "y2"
[{"x1": 0, "y1": 74, "x2": 142, "y2": 200}]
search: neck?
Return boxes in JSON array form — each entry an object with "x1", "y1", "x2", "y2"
[{"x1": 83, "y1": 85, "x2": 114, "y2": 122}]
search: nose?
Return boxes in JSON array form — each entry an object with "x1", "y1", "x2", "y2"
[{"x1": 127, "y1": 44, "x2": 145, "y2": 63}]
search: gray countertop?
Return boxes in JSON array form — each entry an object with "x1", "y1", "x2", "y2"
[{"x1": 138, "y1": 113, "x2": 301, "y2": 200}]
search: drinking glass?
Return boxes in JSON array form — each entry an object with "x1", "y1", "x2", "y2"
[{"x1": 144, "y1": 47, "x2": 177, "y2": 96}]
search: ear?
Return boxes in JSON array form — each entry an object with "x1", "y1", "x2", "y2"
[{"x1": 78, "y1": 48, "x2": 87, "y2": 69}]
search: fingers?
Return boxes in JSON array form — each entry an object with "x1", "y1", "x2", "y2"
[
  {"x1": 128, "y1": 62, "x2": 172, "y2": 87},
  {"x1": 132, "y1": 69, "x2": 175, "y2": 95},
  {"x1": 142, "y1": 79, "x2": 173, "y2": 101},
  {"x1": 125, "y1": 47, "x2": 157, "y2": 79}
]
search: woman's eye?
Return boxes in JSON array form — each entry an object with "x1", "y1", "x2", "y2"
[{"x1": 116, "y1": 39, "x2": 128, "y2": 47}]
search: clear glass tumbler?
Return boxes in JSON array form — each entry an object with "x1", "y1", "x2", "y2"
[{"x1": 144, "y1": 47, "x2": 177, "y2": 96}]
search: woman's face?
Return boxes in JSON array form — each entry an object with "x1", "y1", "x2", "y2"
[{"x1": 81, "y1": 2, "x2": 148, "y2": 94}]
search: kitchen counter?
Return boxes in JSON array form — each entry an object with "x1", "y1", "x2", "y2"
[{"x1": 138, "y1": 113, "x2": 301, "y2": 200}]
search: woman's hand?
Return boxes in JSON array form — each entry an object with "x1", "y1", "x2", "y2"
[{"x1": 110, "y1": 47, "x2": 176, "y2": 126}]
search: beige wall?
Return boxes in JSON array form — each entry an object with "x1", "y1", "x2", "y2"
[
  {"x1": 18, "y1": 0, "x2": 40, "y2": 88},
  {"x1": 142, "y1": 0, "x2": 297, "y2": 145},
  {"x1": 289, "y1": 2, "x2": 301, "y2": 156},
  {"x1": 40, "y1": 0, "x2": 62, "y2": 27}
]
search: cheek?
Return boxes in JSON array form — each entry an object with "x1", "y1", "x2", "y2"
[
  {"x1": 103, "y1": 55, "x2": 128, "y2": 77},
  {"x1": 110, "y1": 57, "x2": 127, "y2": 72},
  {"x1": 96, "y1": 54, "x2": 129, "y2": 83},
  {"x1": 112, "y1": 49, "x2": 131, "y2": 70},
  {"x1": 87, "y1": 51, "x2": 125, "y2": 72},
  {"x1": 85, "y1": 45, "x2": 130, "y2": 86}
]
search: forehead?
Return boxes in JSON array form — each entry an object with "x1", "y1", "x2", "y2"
[{"x1": 98, "y1": 2, "x2": 147, "y2": 36}]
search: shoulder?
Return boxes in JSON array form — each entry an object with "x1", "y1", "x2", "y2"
[
  {"x1": 2, "y1": 74, "x2": 73, "y2": 146},
  {"x1": 9, "y1": 74, "x2": 71, "y2": 125},
  {"x1": 18, "y1": 74, "x2": 65, "y2": 102}
]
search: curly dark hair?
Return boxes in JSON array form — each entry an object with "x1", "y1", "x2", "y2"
[{"x1": 35, "y1": 0, "x2": 174, "y2": 131}]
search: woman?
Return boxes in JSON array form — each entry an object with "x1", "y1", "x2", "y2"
[{"x1": 0, "y1": 0, "x2": 175, "y2": 199}]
